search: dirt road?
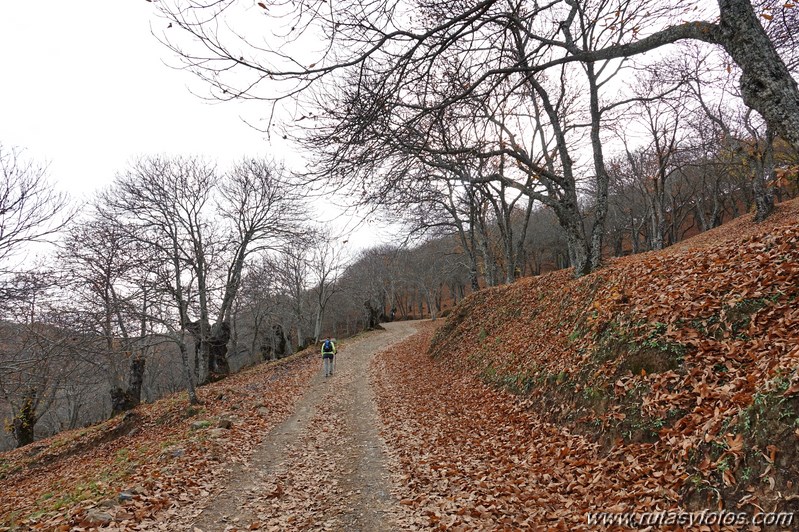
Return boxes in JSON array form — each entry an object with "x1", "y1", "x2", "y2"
[{"x1": 191, "y1": 321, "x2": 420, "y2": 531}]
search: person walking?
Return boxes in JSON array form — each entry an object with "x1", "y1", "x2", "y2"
[{"x1": 321, "y1": 336, "x2": 337, "y2": 377}]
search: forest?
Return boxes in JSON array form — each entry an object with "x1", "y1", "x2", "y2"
[
  {"x1": 1, "y1": 0, "x2": 798, "y2": 455},
  {"x1": 3, "y1": 0, "x2": 799, "y2": 528}
]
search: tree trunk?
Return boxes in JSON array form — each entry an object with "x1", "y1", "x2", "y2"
[
  {"x1": 283, "y1": 325, "x2": 295, "y2": 355},
  {"x1": 295, "y1": 318, "x2": 303, "y2": 353},
  {"x1": 65, "y1": 390, "x2": 82, "y2": 430},
  {"x1": 695, "y1": 204, "x2": 710, "y2": 233},
  {"x1": 128, "y1": 355, "x2": 146, "y2": 405},
  {"x1": 648, "y1": 182, "x2": 666, "y2": 251},
  {"x1": 717, "y1": 0, "x2": 799, "y2": 152},
  {"x1": 229, "y1": 305, "x2": 239, "y2": 367},
  {"x1": 469, "y1": 269, "x2": 480, "y2": 292},
  {"x1": 364, "y1": 300, "x2": 381, "y2": 329},
  {"x1": 613, "y1": 233, "x2": 623, "y2": 256},
  {"x1": 198, "y1": 341, "x2": 211, "y2": 385},
  {"x1": 208, "y1": 322, "x2": 231, "y2": 379},
  {"x1": 587, "y1": 62, "x2": 610, "y2": 272},
  {"x1": 178, "y1": 340, "x2": 199, "y2": 405},
  {"x1": 556, "y1": 204, "x2": 591, "y2": 276},
  {"x1": 195, "y1": 321, "x2": 210, "y2": 385},
  {"x1": 569, "y1": 234, "x2": 590, "y2": 276},
  {"x1": 426, "y1": 291, "x2": 437, "y2": 320},
  {"x1": 466, "y1": 229, "x2": 481, "y2": 292},
  {"x1": 753, "y1": 128, "x2": 776, "y2": 222},
  {"x1": 314, "y1": 307, "x2": 324, "y2": 343},
  {"x1": 187, "y1": 319, "x2": 213, "y2": 385},
  {"x1": 629, "y1": 213, "x2": 639, "y2": 254},
  {"x1": 270, "y1": 323, "x2": 287, "y2": 359},
  {"x1": 111, "y1": 353, "x2": 146, "y2": 416},
  {"x1": 476, "y1": 230, "x2": 497, "y2": 287},
  {"x1": 12, "y1": 390, "x2": 37, "y2": 448},
  {"x1": 503, "y1": 243, "x2": 515, "y2": 284},
  {"x1": 753, "y1": 173, "x2": 775, "y2": 222}
]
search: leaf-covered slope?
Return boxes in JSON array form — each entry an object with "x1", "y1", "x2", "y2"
[
  {"x1": 0, "y1": 350, "x2": 318, "y2": 530},
  {"x1": 375, "y1": 326, "x2": 688, "y2": 530},
  {"x1": 427, "y1": 198, "x2": 799, "y2": 512}
]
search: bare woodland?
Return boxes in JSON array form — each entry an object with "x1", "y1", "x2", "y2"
[{"x1": 1, "y1": 0, "x2": 799, "y2": 450}]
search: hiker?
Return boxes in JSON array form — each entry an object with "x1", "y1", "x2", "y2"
[{"x1": 321, "y1": 336, "x2": 337, "y2": 377}]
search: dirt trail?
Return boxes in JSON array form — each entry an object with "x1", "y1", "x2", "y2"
[{"x1": 191, "y1": 321, "x2": 420, "y2": 531}]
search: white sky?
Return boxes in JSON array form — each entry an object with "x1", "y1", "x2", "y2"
[
  {"x1": 0, "y1": 1, "x2": 395, "y2": 253},
  {"x1": 0, "y1": 1, "x2": 276, "y2": 196}
]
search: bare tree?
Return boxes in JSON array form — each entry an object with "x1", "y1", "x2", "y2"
[
  {"x1": 671, "y1": 43, "x2": 784, "y2": 222},
  {"x1": 272, "y1": 241, "x2": 314, "y2": 351},
  {"x1": 58, "y1": 215, "x2": 156, "y2": 415},
  {"x1": 0, "y1": 271, "x2": 78, "y2": 448},
  {"x1": 155, "y1": 0, "x2": 799, "y2": 146},
  {"x1": 102, "y1": 156, "x2": 301, "y2": 397},
  {"x1": 337, "y1": 246, "x2": 396, "y2": 330},
  {"x1": 307, "y1": 232, "x2": 345, "y2": 342},
  {"x1": 618, "y1": 77, "x2": 688, "y2": 250},
  {"x1": 153, "y1": 0, "x2": 799, "y2": 277},
  {"x1": 211, "y1": 159, "x2": 303, "y2": 368},
  {"x1": 235, "y1": 258, "x2": 286, "y2": 362},
  {"x1": 102, "y1": 155, "x2": 217, "y2": 402},
  {"x1": 0, "y1": 143, "x2": 72, "y2": 269}
]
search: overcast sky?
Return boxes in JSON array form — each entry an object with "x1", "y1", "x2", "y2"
[
  {"x1": 0, "y1": 2, "x2": 290, "y2": 196},
  {"x1": 0, "y1": 2, "x2": 396, "y2": 252}
]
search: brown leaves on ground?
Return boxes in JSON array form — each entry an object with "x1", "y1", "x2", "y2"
[
  {"x1": 0, "y1": 352, "x2": 318, "y2": 530},
  {"x1": 375, "y1": 327, "x2": 683, "y2": 530},
  {"x1": 171, "y1": 324, "x2": 416, "y2": 532},
  {"x1": 238, "y1": 390, "x2": 352, "y2": 531},
  {"x1": 4, "y1": 200, "x2": 798, "y2": 531},
  {"x1": 375, "y1": 199, "x2": 799, "y2": 529}
]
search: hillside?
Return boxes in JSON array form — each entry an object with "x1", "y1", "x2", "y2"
[
  {"x1": 0, "y1": 349, "x2": 318, "y2": 529},
  {"x1": 2, "y1": 200, "x2": 798, "y2": 531},
  {"x1": 373, "y1": 198, "x2": 799, "y2": 527}
]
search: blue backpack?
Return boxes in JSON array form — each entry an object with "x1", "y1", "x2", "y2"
[{"x1": 323, "y1": 339, "x2": 334, "y2": 353}]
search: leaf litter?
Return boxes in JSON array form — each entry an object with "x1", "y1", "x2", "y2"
[
  {"x1": 374, "y1": 199, "x2": 799, "y2": 530},
  {"x1": 3, "y1": 199, "x2": 799, "y2": 531}
]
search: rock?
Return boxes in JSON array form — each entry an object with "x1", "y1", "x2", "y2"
[
  {"x1": 119, "y1": 484, "x2": 146, "y2": 502},
  {"x1": 217, "y1": 418, "x2": 233, "y2": 429},
  {"x1": 257, "y1": 407, "x2": 269, "y2": 416},
  {"x1": 85, "y1": 509, "x2": 113, "y2": 526},
  {"x1": 98, "y1": 499, "x2": 118, "y2": 509},
  {"x1": 25, "y1": 445, "x2": 45, "y2": 457},
  {"x1": 208, "y1": 428, "x2": 228, "y2": 438},
  {"x1": 160, "y1": 446, "x2": 185, "y2": 460},
  {"x1": 191, "y1": 420, "x2": 211, "y2": 430}
]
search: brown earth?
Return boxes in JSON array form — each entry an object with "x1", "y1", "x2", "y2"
[{"x1": 183, "y1": 321, "x2": 421, "y2": 531}]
